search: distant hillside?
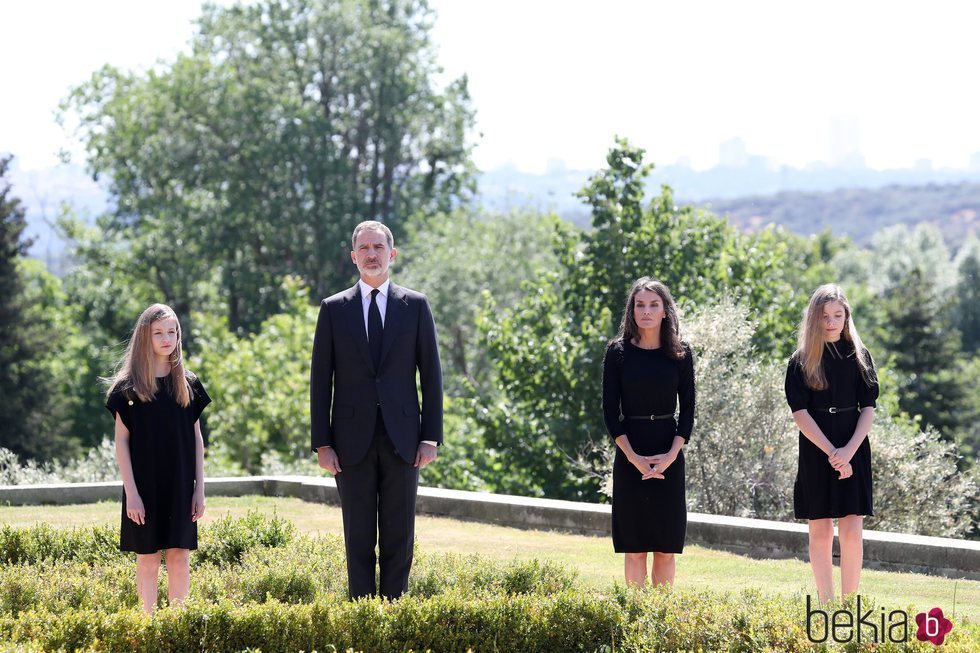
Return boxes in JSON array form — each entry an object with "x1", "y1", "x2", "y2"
[
  {"x1": 16, "y1": 160, "x2": 980, "y2": 270},
  {"x1": 700, "y1": 182, "x2": 980, "y2": 246}
]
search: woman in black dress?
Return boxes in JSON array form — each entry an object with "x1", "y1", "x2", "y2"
[
  {"x1": 785, "y1": 284, "x2": 878, "y2": 603},
  {"x1": 105, "y1": 304, "x2": 210, "y2": 613},
  {"x1": 602, "y1": 277, "x2": 695, "y2": 587}
]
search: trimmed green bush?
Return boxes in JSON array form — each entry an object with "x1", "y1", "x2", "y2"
[
  {"x1": 0, "y1": 516, "x2": 977, "y2": 651},
  {"x1": 0, "y1": 523, "x2": 119, "y2": 565},
  {"x1": 195, "y1": 511, "x2": 295, "y2": 567},
  {"x1": 408, "y1": 552, "x2": 576, "y2": 599}
]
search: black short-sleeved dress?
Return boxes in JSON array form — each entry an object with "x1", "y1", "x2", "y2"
[
  {"x1": 106, "y1": 373, "x2": 211, "y2": 554},
  {"x1": 602, "y1": 340, "x2": 696, "y2": 553},
  {"x1": 785, "y1": 340, "x2": 878, "y2": 520}
]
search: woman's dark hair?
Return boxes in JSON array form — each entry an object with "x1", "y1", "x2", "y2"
[{"x1": 614, "y1": 277, "x2": 686, "y2": 360}]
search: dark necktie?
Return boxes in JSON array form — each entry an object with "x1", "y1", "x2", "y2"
[{"x1": 368, "y1": 288, "x2": 383, "y2": 370}]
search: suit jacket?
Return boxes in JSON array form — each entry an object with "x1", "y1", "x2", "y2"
[{"x1": 310, "y1": 282, "x2": 443, "y2": 466}]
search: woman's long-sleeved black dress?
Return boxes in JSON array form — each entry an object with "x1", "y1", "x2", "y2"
[
  {"x1": 785, "y1": 340, "x2": 878, "y2": 520},
  {"x1": 602, "y1": 339, "x2": 695, "y2": 553}
]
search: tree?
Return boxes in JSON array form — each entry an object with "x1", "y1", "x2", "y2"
[
  {"x1": 189, "y1": 276, "x2": 317, "y2": 472},
  {"x1": 952, "y1": 237, "x2": 980, "y2": 354},
  {"x1": 64, "y1": 0, "x2": 475, "y2": 334},
  {"x1": 865, "y1": 223, "x2": 956, "y2": 296},
  {"x1": 397, "y1": 210, "x2": 562, "y2": 396},
  {"x1": 49, "y1": 212, "x2": 163, "y2": 450},
  {"x1": 473, "y1": 139, "x2": 822, "y2": 499},
  {"x1": 0, "y1": 156, "x2": 75, "y2": 461},
  {"x1": 875, "y1": 267, "x2": 965, "y2": 439}
]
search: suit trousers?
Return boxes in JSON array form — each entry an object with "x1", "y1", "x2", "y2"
[{"x1": 334, "y1": 413, "x2": 419, "y2": 599}]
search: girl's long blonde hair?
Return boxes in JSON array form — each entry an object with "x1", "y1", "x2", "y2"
[
  {"x1": 795, "y1": 284, "x2": 875, "y2": 391},
  {"x1": 105, "y1": 303, "x2": 191, "y2": 407}
]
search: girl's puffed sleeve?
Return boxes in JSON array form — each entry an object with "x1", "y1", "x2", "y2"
[
  {"x1": 784, "y1": 355, "x2": 810, "y2": 413},
  {"x1": 190, "y1": 376, "x2": 212, "y2": 423},
  {"x1": 105, "y1": 388, "x2": 134, "y2": 433},
  {"x1": 601, "y1": 341, "x2": 626, "y2": 439},
  {"x1": 858, "y1": 349, "x2": 879, "y2": 409},
  {"x1": 676, "y1": 344, "x2": 696, "y2": 442}
]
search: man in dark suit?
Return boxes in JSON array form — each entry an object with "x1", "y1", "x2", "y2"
[{"x1": 310, "y1": 220, "x2": 443, "y2": 600}]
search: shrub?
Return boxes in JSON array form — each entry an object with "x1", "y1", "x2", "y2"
[
  {"x1": 682, "y1": 300, "x2": 796, "y2": 521},
  {"x1": 239, "y1": 553, "x2": 319, "y2": 604},
  {"x1": 0, "y1": 523, "x2": 119, "y2": 565},
  {"x1": 0, "y1": 440, "x2": 119, "y2": 485},
  {"x1": 870, "y1": 418, "x2": 979, "y2": 537},
  {"x1": 409, "y1": 552, "x2": 576, "y2": 599},
  {"x1": 195, "y1": 510, "x2": 295, "y2": 567}
]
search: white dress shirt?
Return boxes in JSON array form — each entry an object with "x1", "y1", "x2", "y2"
[{"x1": 358, "y1": 278, "x2": 389, "y2": 336}]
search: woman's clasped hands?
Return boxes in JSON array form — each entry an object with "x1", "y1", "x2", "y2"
[{"x1": 629, "y1": 450, "x2": 679, "y2": 480}]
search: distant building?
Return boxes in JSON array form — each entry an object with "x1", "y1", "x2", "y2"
[
  {"x1": 829, "y1": 116, "x2": 865, "y2": 169},
  {"x1": 546, "y1": 158, "x2": 567, "y2": 174},
  {"x1": 719, "y1": 137, "x2": 748, "y2": 168}
]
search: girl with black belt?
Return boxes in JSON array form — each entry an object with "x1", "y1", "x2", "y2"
[{"x1": 785, "y1": 284, "x2": 878, "y2": 603}]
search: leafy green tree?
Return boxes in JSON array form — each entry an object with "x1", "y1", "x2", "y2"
[
  {"x1": 473, "y1": 139, "x2": 822, "y2": 499},
  {"x1": 397, "y1": 210, "x2": 562, "y2": 396},
  {"x1": 51, "y1": 212, "x2": 165, "y2": 450},
  {"x1": 875, "y1": 267, "x2": 965, "y2": 439},
  {"x1": 954, "y1": 355, "x2": 980, "y2": 465},
  {"x1": 0, "y1": 156, "x2": 75, "y2": 461},
  {"x1": 865, "y1": 223, "x2": 956, "y2": 295},
  {"x1": 64, "y1": 0, "x2": 475, "y2": 333},
  {"x1": 476, "y1": 263, "x2": 614, "y2": 499},
  {"x1": 952, "y1": 237, "x2": 980, "y2": 354},
  {"x1": 569, "y1": 138, "x2": 816, "y2": 358},
  {"x1": 189, "y1": 277, "x2": 317, "y2": 472},
  {"x1": 848, "y1": 225, "x2": 977, "y2": 457}
]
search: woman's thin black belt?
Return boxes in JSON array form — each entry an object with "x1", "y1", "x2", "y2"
[
  {"x1": 627, "y1": 413, "x2": 676, "y2": 420},
  {"x1": 814, "y1": 405, "x2": 857, "y2": 414}
]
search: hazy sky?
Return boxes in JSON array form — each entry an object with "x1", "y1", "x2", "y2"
[{"x1": 3, "y1": 0, "x2": 979, "y2": 173}]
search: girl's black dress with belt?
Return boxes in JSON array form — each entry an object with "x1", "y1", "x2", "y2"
[
  {"x1": 785, "y1": 340, "x2": 878, "y2": 520},
  {"x1": 602, "y1": 340, "x2": 695, "y2": 553}
]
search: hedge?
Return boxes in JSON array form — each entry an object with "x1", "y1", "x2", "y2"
[
  {"x1": 0, "y1": 514, "x2": 976, "y2": 652},
  {"x1": 2, "y1": 592, "x2": 978, "y2": 652}
]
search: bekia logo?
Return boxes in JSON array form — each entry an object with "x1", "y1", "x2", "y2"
[
  {"x1": 806, "y1": 596, "x2": 954, "y2": 645},
  {"x1": 915, "y1": 607, "x2": 954, "y2": 646}
]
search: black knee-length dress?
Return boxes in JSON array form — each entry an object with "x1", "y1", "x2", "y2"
[
  {"x1": 785, "y1": 340, "x2": 878, "y2": 520},
  {"x1": 106, "y1": 372, "x2": 211, "y2": 554},
  {"x1": 602, "y1": 340, "x2": 695, "y2": 553}
]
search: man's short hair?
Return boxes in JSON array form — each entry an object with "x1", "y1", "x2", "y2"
[{"x1": 351, "y1": 220, "x2": 394, "y2": 250}]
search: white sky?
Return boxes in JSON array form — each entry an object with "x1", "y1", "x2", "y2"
[{"x1": 2, "y1": 0, "x2": 979, "y2": 173}]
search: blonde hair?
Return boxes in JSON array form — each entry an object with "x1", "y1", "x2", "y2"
[
  {"x1": 795, "y1": 284, "x2": 875, "y2": 390},
  {"x1": 105, "y1": 303, "x2": 191, "y2": 407}
]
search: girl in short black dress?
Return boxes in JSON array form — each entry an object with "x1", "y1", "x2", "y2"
[
  {"x1": 602, "y1": 277, "x2": 695, "y2": 587},
  {"x1": 785, "y1": 284, "x2": 878, "y2": 603},
  {"x1": 105, "y1": 303, "x2": 210, "y2": 613}
]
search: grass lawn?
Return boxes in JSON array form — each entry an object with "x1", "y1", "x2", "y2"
[{"x1": 1, "y1": 495, "x2": 976, "y2": 622}]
